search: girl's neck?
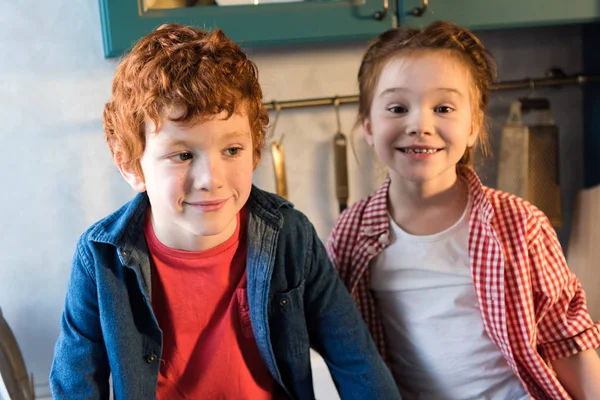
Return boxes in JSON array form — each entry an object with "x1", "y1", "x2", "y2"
[{"x1": 387, "y1": 168, "x2": 470, "y2": 235}]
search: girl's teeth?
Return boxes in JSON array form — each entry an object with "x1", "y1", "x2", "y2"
[{"x1": 404, "y1": 148, "x2": 438, "y2": 154}]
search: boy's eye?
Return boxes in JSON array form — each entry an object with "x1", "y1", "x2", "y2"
[
  {"x1": 176, "y1": 152, "x2": 193, "y2": 162},
  {"x1": 225, "y1": 147, "x2": 241, "y2": 157},
  {"x1": 434, "y1": 106, "x2": 454, "y2": 114},
  {"x1": 388, "y1": 106, "x2": 407, "y2": 114}
]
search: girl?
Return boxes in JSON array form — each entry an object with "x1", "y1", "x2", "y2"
[{"x1": 327, "y1": 21, "x2": 600, "y2": 400}]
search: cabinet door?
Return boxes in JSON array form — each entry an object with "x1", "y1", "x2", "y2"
[
  {"x1": 399, "y1": 0, "x2": 600, "y2": 30},
  {"x1": 99, "y1": 0, "x2": 396, "y2": 58}
]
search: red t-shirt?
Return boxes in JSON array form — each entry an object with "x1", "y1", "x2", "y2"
[{"x1": 145, "y1": 208, "x2": 277, "y2": 399}]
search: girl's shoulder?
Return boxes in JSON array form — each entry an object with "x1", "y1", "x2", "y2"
[
  {"x1": 479, "y1": 185, "x2": 552, "y2": 241},
  {"x1": 331, "y1": 178, "x2": 390, "y2": 241}
]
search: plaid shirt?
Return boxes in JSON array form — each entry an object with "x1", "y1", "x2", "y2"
[{"x1": 326, "y1": 166, "x2": 600, "y2": 400}]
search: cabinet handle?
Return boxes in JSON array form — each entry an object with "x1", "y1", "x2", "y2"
[
  {"x1": 406, "y1": 0, "x2": 428, "y2": 17},
  {"x1": 373, "y1": 0, "x2": 388, "y2": 21}
]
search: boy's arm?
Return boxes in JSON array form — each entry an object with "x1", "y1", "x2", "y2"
[
  {"x1": 529, "y1": 214, "x2": 600, "y2": 398},
  {"x1": 50, "y1": 241, "x2": 110, "y2": 399},
  {"x1": 551, "y1": 349, "x2": 600, "y2": 400},
  {"x1": 304, "y1": 225, "x2": 400, "y2": 400}
]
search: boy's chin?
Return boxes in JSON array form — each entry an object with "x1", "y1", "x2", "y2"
[{"x1": 186, "y1": 218, "x2": 236, "y2": 237}]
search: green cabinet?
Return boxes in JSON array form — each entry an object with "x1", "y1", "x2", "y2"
[
  {"x1": 399, "y1": 0, "x2": 600, "y2": 30},
  {"x1": 99, "y1": 0, "x2": 396, "y2": 58}
]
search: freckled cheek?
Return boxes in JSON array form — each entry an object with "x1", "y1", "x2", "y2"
[
  {"x1": 158, "y1": 169, "x2": 189, "y2": 206},
  {"x1": 229, "y1": 168, "x2": 253, "y2": 198}
]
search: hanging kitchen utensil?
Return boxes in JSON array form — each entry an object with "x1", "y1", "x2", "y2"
[
  {"x1": 497, "y1": 96, "x2": 562, "y2": 229},
  {"x1": 332, "y1": 97, "x2": 349, "y2": 213},
  {"x1": 0, "y1": 307, "x2": 35, "y2": 400},
  {"x1": 269, "y1": 102, "x2": 288, "y2": 199}
]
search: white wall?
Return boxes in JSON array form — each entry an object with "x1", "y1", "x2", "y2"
[{"x1": 0, "y1": 1, "x2": 593, "y2": 398}]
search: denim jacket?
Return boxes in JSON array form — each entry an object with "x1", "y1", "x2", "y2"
[{"x1": 49, "y1": 185, "x2": 400, "y2": 400}]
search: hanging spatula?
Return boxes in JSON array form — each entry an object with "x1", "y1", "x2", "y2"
[
  {"x1": 332, "y1": 98, "x2": 349, "y2": 213},
  {"x1": 271, "y1": 139, "x2": 288, "y2": 200},
  {"x1": 269, "y1": 102, "x2": 288, "y2": 199}
]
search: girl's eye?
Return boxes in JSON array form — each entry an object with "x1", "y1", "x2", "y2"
[
  {"x1": 434, "y1": 106, "x2": 454, "y2": 114},
  {"x1": 388, "y1": 106, "x2": 408, "y2": 114}
]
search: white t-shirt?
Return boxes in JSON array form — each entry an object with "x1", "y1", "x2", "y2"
[{"x1": 370, "y1": 195, "x2": 530, "y2": 400}]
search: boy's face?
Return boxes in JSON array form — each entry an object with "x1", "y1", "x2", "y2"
[{"x1": 120, "y1": 108, "x2": 254, "y2": 252}]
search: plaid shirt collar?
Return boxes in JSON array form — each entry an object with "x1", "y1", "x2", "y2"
[{"x1": 361, "y1": 165, "x2": 493, "y2": 235}]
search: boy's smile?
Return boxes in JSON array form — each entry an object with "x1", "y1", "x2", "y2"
[
  {"x1": 184, "y1": 198, "x2": 231, "y2": 212},
  {"x1": 120, "y1": 108, "x2": 255, "y2": 252}
]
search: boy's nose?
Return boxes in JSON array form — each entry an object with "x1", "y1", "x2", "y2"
[{"x1": 193, "y1": 157, "x2": 224, "y2": 191}]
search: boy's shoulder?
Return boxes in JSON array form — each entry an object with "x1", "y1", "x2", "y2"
[
  {"x1": 248, "y1": 185, "x2": 313, "y2": 235},
  {"x1": 78, "y1": 193, "x2": 148, "y2": 249}
]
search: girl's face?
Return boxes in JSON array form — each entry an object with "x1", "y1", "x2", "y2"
[{"x1": 364, "y1": 50, "x2": 480, "y2": 190}]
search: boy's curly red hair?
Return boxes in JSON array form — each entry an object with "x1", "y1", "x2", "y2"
[{"x1": 103, "y1": 24, "x2": 269, "y2": 177}]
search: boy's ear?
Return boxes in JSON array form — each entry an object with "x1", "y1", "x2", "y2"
[
  {"x1": 115, "y1": 152, "x2": 146, "y2": 193},
  {"x1": 363, "y1": 118, "x2": 375, "y2": 147}
]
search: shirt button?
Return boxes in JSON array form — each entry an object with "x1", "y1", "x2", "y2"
[
  {"x1": 280, "y1": 298, "x2": 289, "y2": 307},
  {"x1": 378, "y1": 233, "x2": 389, "y2": 245},
  {"x1": 367, "y1": 246, "x2": 377, "y2": 255},
  {"x1": 146, "y1": 354, "x2": 158, "y2": 363},
  {"x1": 363, "y1": 227, "x2": 374, "y2": 235}
]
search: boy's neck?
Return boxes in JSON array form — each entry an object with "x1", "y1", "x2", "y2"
[
  {"x1": 387, "y1": 169, "x2": 469, "y2": 236},
  {"x1": 148, "y1": 208, "x2": 238, "y2": 252}
]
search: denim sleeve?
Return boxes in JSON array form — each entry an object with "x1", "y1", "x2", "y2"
[
  {"x1": 49, "y1": 239, "x2": 110, "y2": 399},
  {"x1": 303, "y1": 223, "x2": 401, "y2": 400}
]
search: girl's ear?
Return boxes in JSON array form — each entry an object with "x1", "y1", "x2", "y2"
[
  {"x1": 468, "y1": 110, "x2": 483, "y2": 148},
  {"x1": 363, "y1": 118, "x2": 375, "y2": 147}
]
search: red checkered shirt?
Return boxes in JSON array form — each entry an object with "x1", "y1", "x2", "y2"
[{"x1": 326, "y1": 166, "x2": 600, "y2": 400}]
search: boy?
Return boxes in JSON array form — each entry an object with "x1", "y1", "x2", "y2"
[{"x1": 49, "y1": 24, "x2": 399, "y2": 399}]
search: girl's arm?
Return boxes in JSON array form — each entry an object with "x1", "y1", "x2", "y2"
[
  {"x1": 551, "y1": 349, "x2": 600, "y2": 400},
  {"x1": 527, "y1": 210, "x2": 600, "y2": 398}
]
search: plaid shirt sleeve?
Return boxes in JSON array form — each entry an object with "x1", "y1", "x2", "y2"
[
  {"x1": 529, "y1": 210, "x2": 600, "y2": 361},
  {"x1": 325, "y1": 228, "x2": 339, "y2": 271}
]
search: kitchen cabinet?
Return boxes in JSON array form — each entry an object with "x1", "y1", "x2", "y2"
[
  {"x1": 99, "y1": 0, "x2": 397, "y2": 57},
  {"x1": 399, "y1": 0, "x2": 600, "y2": 30}
]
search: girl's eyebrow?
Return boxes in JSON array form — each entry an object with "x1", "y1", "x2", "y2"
[{"x1": 379, "y1": 87, "x2": 464, "y2": 97}]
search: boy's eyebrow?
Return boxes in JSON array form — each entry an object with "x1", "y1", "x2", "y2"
[
  {"x1": 159, "y1": 138, "x2": 188, "y2": 147},
  {"x1": 159, "y1": 131, "x2": 251, "y2": 146},
  {"x1": 221, "y1": 130, "x2": 252, "y2": 141}
]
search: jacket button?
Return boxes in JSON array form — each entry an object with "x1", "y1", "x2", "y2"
[
  {"x1": 146, "y1": 354, "x2": 158, "y2": 363},
  {"x1": 280, "y1": 298, "x2": 289, "y2": 307}
]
